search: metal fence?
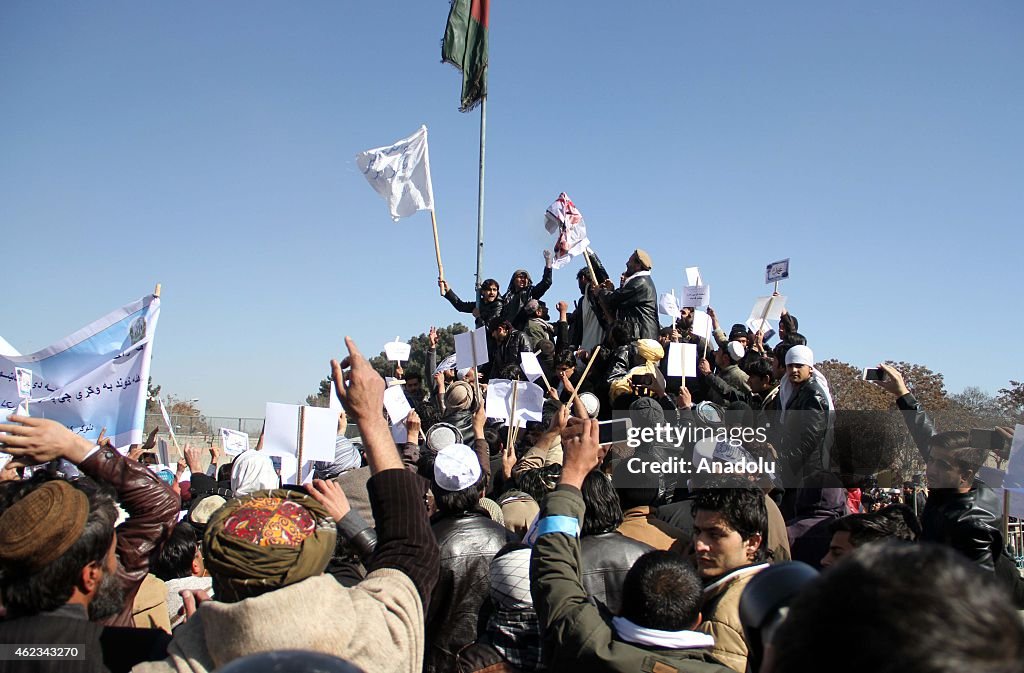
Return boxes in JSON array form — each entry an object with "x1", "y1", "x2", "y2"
[{"x1": 143, "y1": 414, "x2": 265, "y2": 441}]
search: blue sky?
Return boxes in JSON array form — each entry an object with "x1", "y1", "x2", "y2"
[{"x1": 3, "y1": 2, "x2": 1021, "y2": 417}]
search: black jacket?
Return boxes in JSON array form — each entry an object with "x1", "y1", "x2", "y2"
[
  {"x1": 780, "y1": 378, "x2": 832, "y2": 482},
  {"x1": 444, "y1": 288, "x2": 504, "y2": 329},
  {"x1": 426, "y1": 511, "x2": 516, "y2": 673},
  {"x1": 502, "y1": 267, "x2": 553, "y2": 330},
  {"x1": 568, "y1": 251, "x2": 611, "y2": 348},
  {"x1": 598, "y1": 273, "x2": 659, "y2": 341},
  {"x1": 897, "y1": 393, "x2": 1008, "y2": 574},
  {"x1": 579, "y1": 532, "x2": 654, "y2": 614},
  {"x1": 489, "y1": 330, "x2": 532, "y2": 378}
]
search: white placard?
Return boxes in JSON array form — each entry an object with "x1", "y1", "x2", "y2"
[
  {"x1": 15, "y1": 368, "x2": 32, "y2": 398},
  {"x1": 690, "y1": 309, "x2": 713, "y2": 342},
  {"x1": 220, "y1": 428, "x2": 250, "y2": 456},
  {"x1": 485, "y1": 379, "x2": 545, "y2": 427},
  {"x1": 684, "y1": 266, "x2": 703, "y2": 287},
  {"x1": 329, "y1": 380, "x2": 343, "y2": 414},
  {"x1": 747, "y1": 295, "x2": 788, "y2": 334},
  {"x1": 658, "y1": 292, "x2": 681, "y2": 319},
  {"x1": 455, "y1": 327, "x2": 489, "y2": 371},
  {"x1": 765, "y1": 258, "x2": 790, "y2": 284},
  {"x1": 384, "y1": 339, "x2": 412, "y2": 362},
  {"x1": 0, "y1": 451, "x2": 11, "y2": 470},
  {"x1": 520, "y1": 352, "x2": 545, "y2": 383},
  {"x1": 300, "y1": 406, "x2": 339, "y2": 463},
  {"x1": 681, "y1": 285, "x2": 711, "y2": 309},
  {"x1": 391, "y1": 422, "x2": 409, "y2": 445},
  {"x1": 264, "y1": 403, "x2": 338, "y2": 480},
  {"x1": 667, "y1": 342, "x2": 698, "y2": 378},
  {"x1": 383, "y1": 385, "x2": 412, "y2": 424}
]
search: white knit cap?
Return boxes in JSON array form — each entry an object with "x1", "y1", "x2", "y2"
[
  {"x1": 785, "y1": 345, "x2": 814, "y2": 367},
  {"x1": 727, "y1": 341, "x2": 746, "y2": 362},
  {"x1": 433, "y1": 443, "x2": 482, "y2": 492}
]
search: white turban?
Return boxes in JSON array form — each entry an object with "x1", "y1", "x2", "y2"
[{"x1": 785, "y1": 345, "x2": 814, "y2": 367}]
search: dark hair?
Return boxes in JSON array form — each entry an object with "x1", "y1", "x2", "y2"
[
  {"x1": 517, "y1": 465, "x2": 561, "y2": 503},
  {"x1": 151, "y1": 522, "x2": 199, "y2": 581},
  {"x1": 496, "y1": 364, "x2": 523, "y2": 380},
  {"x1": 554, "y1": 350, "x2": 576, "y2": 370},
  {"x1": 488, "y1": 317, "x2": 513, "y2": 333},
  {"x1": 828, "y1": 507, "x2": 918, "y2": 549},
  {"x1": 483, "y1": 427, "x2": 504, "y2": 458},
  {"x1": 405, "y1": 372, "x2": 422, "y2": 384},
  {"x1": 0, "y1": 476, "x2": 118, "y2": 618},
  {"x1": 785, "y1": 331, "x2": 807, "y2": 347},
  {"x1": 779, "y1": 312, "x2": 798, "y2": 335},
  {"x1": 746, "y1": 357, "x2": 773, "y2": 380},
  {"x1": 579, "y1": 471, "x2": 623, "y2": 535},
  {"x1": 658, "y1": 326, "x2": 675, "y2": 339},
  {"x1": 620, "y1": 551, "x2": 702, "y2": 630},
  {"x1": 217, "y1": 462, "x2": 233, "y2": 483},
  {"x1": 691, "y1": 488, "x2": 768, "y2": 562},
  {"x1": 771, "y1": 542, "x2": 1024, "y2": 673},
  {"x1": 608, "y1": 321, "x2": 632, "y2": 348},
  {"x1": 481, "y1": 278, "x2": 500, "y2": 292},
  {"x1": 431, "y1": 472, "x2": 485, "y2": 516},
  {"x1": 930, "y1": 431, "x2": 988, "y2": 478},
  {"x1": 772, "y1": 342, "x2": 794, "y2": 367}
]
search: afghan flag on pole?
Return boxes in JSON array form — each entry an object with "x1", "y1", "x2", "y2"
[{"x1": 441, "y1": 0, "x2": 489, "y2": 112}]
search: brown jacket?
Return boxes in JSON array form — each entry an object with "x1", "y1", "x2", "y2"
[
  {"x1": 697, "y1": 564, "x2": 769, "y2": 672},
  {"x1": 79, "y1": 447, "x2": 181, "y2": 627},
  {"x1": 617, "y1": 506, "x2": 690, "y2": 553}
]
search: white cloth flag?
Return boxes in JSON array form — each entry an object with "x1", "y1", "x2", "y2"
[
  {"x1": 356, "y1": 125, "x2": 435, "y2": 221},
  {"x1": 0, "y1": 294, "x2": 160, "y2": 447},
  {"x1": 544, "y1": 193, "x2": 590, "y2": 270}
]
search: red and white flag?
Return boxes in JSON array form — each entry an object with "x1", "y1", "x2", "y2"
[{"x1": 544, "y1": 192, "x2": 590, "y2": 270}]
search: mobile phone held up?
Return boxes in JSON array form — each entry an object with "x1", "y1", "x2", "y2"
[
  {"x1": 969, "y1": 428, "x2": 1007, "y2": 453},
  {"x1": 863, "y1": 368, "x2": 886, "y2": 382},
  {"x1": 598, "y1": 418, "x2": 633, "y2": 446}
]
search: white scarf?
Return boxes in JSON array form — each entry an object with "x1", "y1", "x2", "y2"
[
  {"x1": 612, "y1": 617, "x2": 715, "y2": 649},
  {"x1": 622, "y1": 269, "x2": 652, "y2": 285},
  {"x1": 702, "y1": 563, "x2": 770, "y2": 595},
  {"x1": 230, "y1": 450, "x2": 280, "y2": 495},
  {"x1": 779, "y1": 368, "x2": 835, "y2": 421}
]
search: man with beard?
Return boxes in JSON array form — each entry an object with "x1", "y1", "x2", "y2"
[
  {"x1": 0, "y1": 416, "x2": 180, "y2": 671},
  {"x1": 595, "y1": 249, "x2": 659, "y2": 341}
]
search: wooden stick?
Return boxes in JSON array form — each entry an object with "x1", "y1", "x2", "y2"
[
  {"x1": 469, "y1": 335, "x2": 483, "y2": 412},
  {"x1": 567, "y1": 346, "x2": 601, "y2": 410},
  {"x1": 153, "y1": 283, "x2": 162, "y2": 298},
  {"x1": 430, "y1": 209, "x2": 445, "y2": 295},
  {"x1": 582, "y1": 249, "x2": 599, "y2": 286},
  {"x1": 507, "y1": 380, "x2": 519, "y2": 452},
  {"x1": 1003, "y1": 489, "x2": 1011, "y2": 544},
  {"x1": 297, "y1": 406, "x2": 305, "y2": 484}
]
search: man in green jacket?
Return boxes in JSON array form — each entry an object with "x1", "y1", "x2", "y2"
[{"x1": 530, "y1": 417, "x2": 732, "y2": 673}]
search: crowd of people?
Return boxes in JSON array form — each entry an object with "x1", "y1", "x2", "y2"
[{"x1": 0, "y1": 246, "x2": 1022, "y2": 673}]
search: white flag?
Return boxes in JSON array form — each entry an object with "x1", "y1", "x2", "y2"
[
  {"x1": 544, "y1": 192, "x2": 590, "y2": 270},
  {"x1": 356, "y1": 125, "x2": 435, "y2": 221}
]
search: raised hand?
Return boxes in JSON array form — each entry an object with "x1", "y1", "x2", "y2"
[
  {"x1": 305, "y1": 478, "x2": 351, "y2": 522},
  {"x1": 875, "y1": 363, "x2": 910, "y2": 397},
  {"x1": 559, "y1": 417, "x2": 602, "y2": 488},
  {"x1": 0, "y1": 416, "x2": 94, "y2": 468},
  {"x1": 429, "y1": 326, "x2": 438, "y2": 349}
]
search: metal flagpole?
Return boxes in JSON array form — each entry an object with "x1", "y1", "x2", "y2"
[{"x1": 475, "y1": 96, "x2": 487, "y2": 292}]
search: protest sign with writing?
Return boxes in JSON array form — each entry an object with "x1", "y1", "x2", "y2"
[
  {"x1": 383, "y1": 385, "x2": 413, "y2": 424},
  {"x1": 681, "y1": 285, "x2": 711, "y2": 309},
  {"x1": 434, "y1": 353, "x2": 458, "y2": 375},
  {"x1": 765, "y1": 258, "x2": 790, "y2": 284},
  {"x1": 0, "y1": 294, "x2": 160, "y2": 447},
  {"x1": 384, "y1": 339, "x2": 412, "y2": 362},
  {"x1": 220, "y1": 428, "x2": 250, "y2": 456}
]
